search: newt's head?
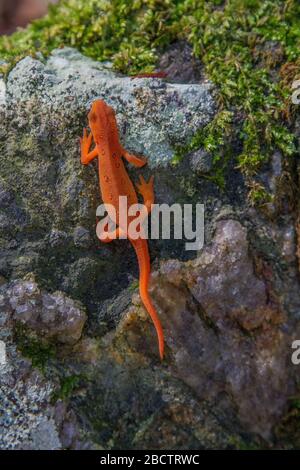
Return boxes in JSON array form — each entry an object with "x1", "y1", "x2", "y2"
[{"x1": 88, "y1": 99, "x2": 117, "y2": 145}]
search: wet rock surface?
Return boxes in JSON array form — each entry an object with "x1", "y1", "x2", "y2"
[{"x1": 0, "y1": 47, "x2": 300, "y2": 449}]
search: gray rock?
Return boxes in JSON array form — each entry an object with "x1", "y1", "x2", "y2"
[
  {"x1": 0, "y1": 44, "x2": 300, "y2": 450},
  {"x1": 0, "y1": 363, "x2": 59, "y2": 450},
  {"x1": 0, "y1": 280, "x2": 87, "y2": 450},
  {"x1": 4, "y1": 280, "x2": 86, "y2": 344},
  {"x1": 0, "y1": 46, "x2": 216, "y2": 314},
  {"x1": 4, "y1": 47, "x2": 216, "y2": 167},
  {"x1": 189, "y1": 148, "x2": 213, "y2": 174},
  {"x1": 73, "y1": 226, "x2": 91, "y2": 247},
  {"x1": 151, "y1": 219, "x2": 295, "y2": 439},
  {"x1": 47, "y1": 230, "x2": 68, "y2": 248},
  {"x1": 22, "y1": 417, "x2": 62, "y2": 450}
]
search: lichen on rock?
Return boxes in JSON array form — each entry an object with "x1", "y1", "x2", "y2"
[
  {"x1": 7, "y1": 280, "x2": 86, "y2": 344},
  {"x1": 0, "y1": 280, "x2": 87, "y2": 449},
  {"x1": 4, "y1": 47, "x2": 215, "y2": 166}
]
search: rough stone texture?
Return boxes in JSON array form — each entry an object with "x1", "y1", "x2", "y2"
[
  {"x1": 151, "y1": 220, "x2": 291, "y2": 438},
  {"x1": 5, "y1": 280, "x2": 86, "y2": 344},
  {"x1": 0, "y1": 278, "x2": 247, "y2": 450},
  {"x1": 1, "y1": 46, "x2": 300, "y2": 449},
  {"x1": 189, "y1": 148, "x2": 213, "y2": 174},
  {"x1": 0, "y1": 281, "x2": 86, "y2": 449},
  {"x1": 3, "y1": 47, "x2": 215, "y2": 166},
  {"x1": 0, "y1": 46, "x2": 216, "y2": 332}
]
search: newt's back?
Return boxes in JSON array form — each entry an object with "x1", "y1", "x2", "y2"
[
  {"x1": 98, "y1": 150, "x2": 138, "y2": 226},
  {"x1": 89, "y1": 100, "x2": 138, "y2": 226}
]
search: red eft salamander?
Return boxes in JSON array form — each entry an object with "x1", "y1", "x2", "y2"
[{"x1": 80, "y1": 99, "x2": 164, "y2": 359}]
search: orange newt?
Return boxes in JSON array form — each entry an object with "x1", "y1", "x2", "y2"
[{"x1": 80, "y1": 99, "x2": 164, "y2": 359}]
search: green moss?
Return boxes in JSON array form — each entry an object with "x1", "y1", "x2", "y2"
[
  {"x1": 14, "y1": 323, "x2": 84, "y2": 400},
  {"x1": 0, "y1": 0, "x2": 299, "y2": 202},
  {"x1": 51, "y1": 374, "x2": 83, "y2": 401},
  {"x1": 128, "y1": 279, "x2": 139, "y2": 292},
  {"x1": 247, "y1": 182, "x2": 273, "y2": 206},
  {"x1": 14, "y1": 323, "x2": 56, "y2": 372},
  {"x1": 274, "y1": 395, "x2": 300, "y2": 447},
  {"x1": 0, "y1": 0, "x2": 179, "y2": 73},
  {"x1": 289, "y1": 397, "x2": 300, "y2": 410},
  {"x1": 173, "y1": 110, "x2": 233, "y2": 188},
  {"x1": 228, "y1": 435, "x2": 263, "y2": 450}
]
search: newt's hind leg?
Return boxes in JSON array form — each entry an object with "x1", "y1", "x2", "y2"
[
  {"x1": 97, "y1": 222, "x2": 126, "y2": 243},
  {"x1": 136, "y1": 175, "x2": 154, "y2": 213},
  {"x1": 80, "y1": 128, "x2": 98, "y2": 164}
]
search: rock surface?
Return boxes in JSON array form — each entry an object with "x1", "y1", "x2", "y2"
[
  {"x1": 1, "y1": 47, "x2": 300, "y2": 449},
  {"x1": 152, "y1": 220, "x2": 292, "y2": 438},
  {"x1": 3, "y1": 47, "x2": 215, "y2": 166},
  {"x1": 0, "y1": 280, "x2": 86, "y2": 449},
  {"x1": 3, "y1": 280, "x2": 86, "y2": 344}
]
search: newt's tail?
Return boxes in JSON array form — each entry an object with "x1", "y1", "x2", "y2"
[{"x1": 130, "y1": 237, "x2": 164, "y2": 360}]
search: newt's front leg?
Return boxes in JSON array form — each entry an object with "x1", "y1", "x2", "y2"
[{"x1": 80, "y1": 128, "x2": 98, "y2": 165}]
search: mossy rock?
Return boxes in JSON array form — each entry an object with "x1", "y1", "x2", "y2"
[{"x1": 0, "y1": 0, "x2": 299, "y2": 203}]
